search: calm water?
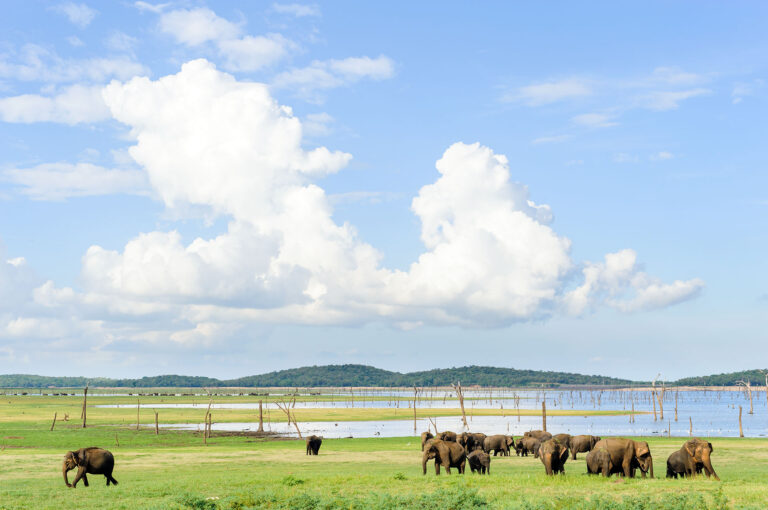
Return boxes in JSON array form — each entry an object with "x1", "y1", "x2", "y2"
[{"x1": 113, "y1": 388, "x2": 768, "y2": 438}]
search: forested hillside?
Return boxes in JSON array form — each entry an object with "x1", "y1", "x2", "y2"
[{"x1": 2, "y1": 365, "x2": 764, "y2": 388}]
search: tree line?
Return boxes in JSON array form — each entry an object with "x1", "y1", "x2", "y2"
[{"x1": 1, "y1": 364, "x2": 765, "y2": 388}]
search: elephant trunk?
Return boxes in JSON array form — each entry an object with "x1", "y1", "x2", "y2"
[
  {"x1": 701, "y1": 452, "x2": 719, "y2": 481},
  {"x1": 648, "y1": 457, "x2": 654, "y2": 479},
  {"x1": 422, "y1": 453, "x2": 428, "y2": 475},
  {"x1": 544, "y1": 453, "x2": 553, "y2": 475},
  {"x1": 62, "y1": 462, "x2": 72, "y2": 487}
]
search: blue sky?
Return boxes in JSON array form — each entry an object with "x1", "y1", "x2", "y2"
[{"x1": 0, "y1": 1, "x2": 765, "y2": 380}]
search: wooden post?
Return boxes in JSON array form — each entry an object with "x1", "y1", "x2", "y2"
[
  {"x1": 630, "y1": 402, "x2": 635, "y2": 423},
  {"x1": 739, "y1": 406, "x2": 744, "y2": 437},
  {"x1": 737, "y1": 380, "x2": 754, "y2": 415},
  {"x1": 115, "y1": 433, "x2": 119, "y2": 447},
  {"x1": 667, "y1": 420, "x2": 671, "y2": 437},
  {"x1": 81, "y1": 385, "x2": 88, "y2": 429},
  {"x1": 674, "y1": 391, "x2": 678, "y2": 422},
  {"x1": 657, "y1": 383, "x2": 665, "y2": 420},
  {"x1": 542, "y1": 400, "x2": 547, "y2": 432},
  {"x1": 50, "y1": 412, "x2": 57, "y2": 431},
  {"x1": 652, "y1": 390, "x2": 657, "y2": 421},
  {"x1": 413, "y1": 386, "x2": 418, "y2": 433},
  {"x1": 689, "y1": 416, "x2": 692, "y2": 437},
  {"x1": 257, "y1": 400, "x2": 264, "y2": 433},
  {"x1": 154, "y1": 411, "x2": 159, "y2": 435},
  {"x1": 136, "y1": 399, "x2": 140, "y2": 431}
]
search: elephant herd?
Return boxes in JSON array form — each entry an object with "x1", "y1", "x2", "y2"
[
  {"x1": 58, "y1": 433, "x2": 718, "y2": 489},
  {"x1": 420, "y1": 429, "x2": 720, "y2": 481}
]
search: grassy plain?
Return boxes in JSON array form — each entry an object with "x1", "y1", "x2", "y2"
[{"x1": 0, "y1": 393, "x2": 759, "y2": 509}]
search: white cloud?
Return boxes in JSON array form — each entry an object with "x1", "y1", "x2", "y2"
[
  {"x1": 303, "y1": 112, "x2": 334, "y2": 137},
  {"x1": 0, "y1": 84, "x2": 110, "y2": 124},
  {"x1": 649, "y1": 151, "x2": 674, "y2": 161},
  {"x1": 159, "y1": 8, "x2": 241, "y2": 46},
  {"x1": 273, "y1": 55, "x2": 395, "y2": 98},
  {"x1": 0, "y1": 44, "x2": 148, "y2": 83},
  {"x1": 732, "y1": 79, "x2": 764, "y2": 104},
  {"x1": 649, "y1": 67, "x2": 707, "y2": 86},
  {"x1": 531, "y1": 134, "x2": 571, "y2": 145},
  {"x1": 218, "y1": 35, "x2": 292, "y2": 72},
  {"x1": 50, "y1": 2, "x2": 97, "y2": 28},
  {"x1": 272, "y1": 3, "x2": 321, "y2": 17},
  {"x1": 613, "y1": 153, "x2": 639, "y2": 164},
  {"x1": 134, "y1": 1, "x2": 168, "y2": 13},
  {"x1": 640, "y1": 88, "x2": 711, "y2": 111},
  {"x1": 571, "y1": 112, "x2": 618, "y2": 128},
  {"x1": 3, "y1": 163, "x2": 148, "y2": 200},
  {"x1": 505, "y1": 78, "x2": 592, "y2": 106},
  {"x1": 106, "y1": 31, "x2": 138, "y2": 52},
  {"x1": 67, "y1": 36, "x2": 84, "y2": 47},
  {"x1": 21, "y1": 60, "x2": 701, "y2": 346},
  {"x1": 159, "y1": 8, "x2": 292, "y2": 72},
  {"x1": 563, "y1": 249, "x2": 704, "y2": 315}
]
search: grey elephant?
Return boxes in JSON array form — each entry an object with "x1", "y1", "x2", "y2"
[
  {"x1": 63, "y1": 447, "x2": 118, "y2": 488},
  {"x1": 666, "y1": 438, "x2": 719, "y2": 480},
  {"x1": 467, "y1": 449, "x2": 491, "y2": 474},
  {"x1": 437, "y1": 431, "x2": 457, "y2": 442},
  {"x1": 568, "y1": 435, "x2": 601, "y2": 460},
  {"x1": 586, "y1": 448, "x2": 613, "y2": 477},
  {"x1": 516, "y1": 436, "x2": 541, "y2": 457},
  {"x1": 483, "y1": 434, "x2": 513, "y2": 456},
  {"x1": 524, "y1": 430, "x2": 552, "y2": 441},
  {"x1": 422, "y1": 439, "x2": 466, "y2": 475},
  {"x1": 539, "y1": 439, "x2": 569, "y2": 475},
  {"x1": 553, "y1": 433, "x2": 571, "y2": 448},
  {"x1": 593, "y1": 438, "x2": 653, "y2": 478},
  {"x1": 457, "y1": 432, "x2": 487, "y2": 452}
]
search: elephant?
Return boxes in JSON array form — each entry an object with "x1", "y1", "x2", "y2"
[
  {"x1": 524, "y1": 430, "x2": 552, "y2": 442},
  {"x1": 483, "y1": 434, "x2": 513, "y2": 456},
  {"x1": 517, "y1": 436, "x2": 541, "y2": 457},
  {"x1": 553, "y1": 433, "x2": 571, "y2": 449},
  {"x1": 586, "y1": 448, "x2": 613, "y2": 477},
  {"x1": 421, "y1": 431, "x2": 434, "y2": 451},
  {"x1": 539, "y1": 439, "x2": 569, "y2": 475},
  {"x1": 568, "y1": 435, "x2": 601, "y2": 460},
  {"x1": 305, "y1": 435, "x2": 322, "y2": 455},
  {"x1": 593, "y1": 438, "x2": 654, "y2": 478},
  {"x1": 467, "y1": 450, "x2": 491, "y2": 474},
  {"x1": 437, "y1": 431, "x2": 457, "y2": 442},
  {"x1": 62, "y1": 447, "x2": 118, "y2": 488},
  {"x1": 457, "y1": 432, "x2": 487, "y2": 452},
  {"x1": 666, "y1": 438, "x2": 719, "y2": 480},
  {"x1": 422, "y1": 439, "x2": 466, "y2": 475}
]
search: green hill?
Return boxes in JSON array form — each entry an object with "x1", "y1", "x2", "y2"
[
  {"x1": 0, "y1": 364, "x2": 633, "y2": 388},
  {"x1": 674, "y1": 369, "x2": 768, "y2": 387}
]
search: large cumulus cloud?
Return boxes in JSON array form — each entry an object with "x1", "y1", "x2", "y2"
[{"x1": 13, "y1": 59, "x2": 703, "y2": 345}]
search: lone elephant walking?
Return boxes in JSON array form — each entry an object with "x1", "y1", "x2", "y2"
[
  {"x1": 62, "y1": 447, "x2": 118, "y2": 488},
  {"x1": 306, "y1": 435, "x2": 323, "y2": 455}
]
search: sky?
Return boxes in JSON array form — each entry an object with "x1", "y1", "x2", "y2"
[{"x1": 0, "y1": 1, "x2": 766, "y2": 381}]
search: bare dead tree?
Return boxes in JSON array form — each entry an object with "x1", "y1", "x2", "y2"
[
  {"x1": 737, "y1": 380, "x2": 754, "y2": 414},
  {"x1": 275, "y1": 401, "x2": 302, "y2": 438},
  {"x1": 739, "y1": 406, "x2": 744, "y2": 437},
  {"x1": 50, "y1": 412, "x2": 57, "y2": 431},
  {"x1": 428, "y1": 416, "x2": 438, "y2": 435},
  {"x1": 413, "y1": 386, "x2": 420, "y2": 433},
  {"x1": 257, "y1": 400, "x2": 264, "y2": 433},
  {"x1": 451, "y1": 382, "x2": 468, "y2": 429}
]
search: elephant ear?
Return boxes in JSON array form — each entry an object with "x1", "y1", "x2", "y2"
[
  {"x1": 559, "y1": 445, "x2": 569, "y2": 462},
  {"x1": 76, "y1": 449, "x2": 87, "y2": 465},
  {"x1": 707, "y1": 442, "x2": 713, "y2": 453}
]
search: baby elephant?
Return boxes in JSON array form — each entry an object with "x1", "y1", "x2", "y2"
[
  {"x1": 306, "y1": 435, "x2": 323, "y2": 455},
  {"x1": 539, "y1": 439, "x2": 569, "y2": 475},
  {"x1": 62, "y1": 447, "x2": 118, "y2": 488},
  {"x1": 586, "y1": 448, "x2": 613, "y2": 477},
  {"x1": 467, "y1": 450, "x2": 491, "y2": 474}
]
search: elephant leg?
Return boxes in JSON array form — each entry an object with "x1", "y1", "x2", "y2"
[
  {"x1": 435, "y1": 462, "x2": 441, "y2": 475},
  {"x1": 71, "y1": 467, "x2": 86, "y2": 488},
  {"x1": 82, "y1": 473, "x2": 89, "y2": 487},
  {"x1": 622, "y1": 459, "x2": 631, "y2": 478}
]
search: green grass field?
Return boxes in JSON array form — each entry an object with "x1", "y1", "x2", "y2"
[{"x1": 0, "y1": 394, "x2": 760, "y2": 509}]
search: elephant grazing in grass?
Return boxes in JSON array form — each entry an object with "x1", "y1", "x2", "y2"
[
  {"x1": 63, "y1": 447, "x2": 118, "y2": 488},
  {"x1": 593, "y1": 438, "x2": 653, "y2": 478},
  {"x1": 422, "y1": 439, "x2": 466, "y2": 475},
  {"x1": 666, "y1": 438, "x2": 719, "y2": 480},
  {"x1": 305, "y1": 435, "x2": 322, "y2": 455},
  {"x1": 568, "y1": 435, "x2": 601, "y2": 460},
  {"x1": 586, "y1": 448, "x2": 613, "y2": 477},
  {"x1": 457, "y1": 432, "x2": 487, "y2": 452},
  {"x1": 517, "y1": 436, "x2": 541, "y2": 457},
  {"x1": 437, "y1": 431, "x2": 457, "y2": 442},
  {"x1": 467, "y1": 450, "x2": 490, "y2": 474},
  {"x1": 539, "y1": 439, "x2": 569, "y2": 475}
]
